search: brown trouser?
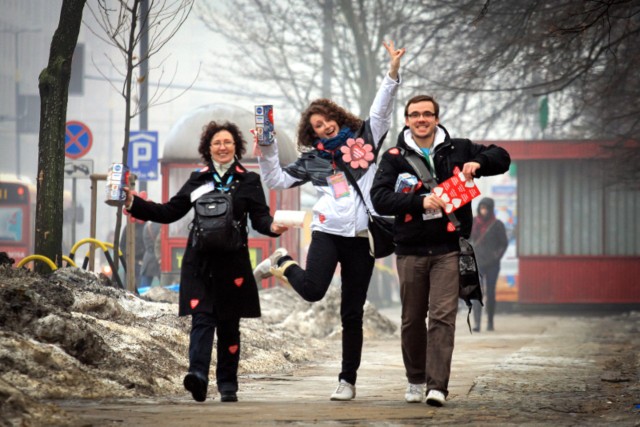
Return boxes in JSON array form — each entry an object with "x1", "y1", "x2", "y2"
[{"x1": 397, "y1": 251, "x2": 459, "y2": 395}]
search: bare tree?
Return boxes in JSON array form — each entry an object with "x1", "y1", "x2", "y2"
[
  {"x1": 197, "y1": 0, "x2": 455, "y2": 118},
  {"x1": 86, "y1": 0, "x2": 194, "y2": 284},
  {"x1": 35, "y1": 0, "x2": 86, "y2": 273},
  {"x1": 436, "y1": 0, "x2": 640, "y2": 183}
]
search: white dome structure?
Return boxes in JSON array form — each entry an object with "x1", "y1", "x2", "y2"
[{"x1": 162, "y1": 103, "x2": 298, "y2": 164}]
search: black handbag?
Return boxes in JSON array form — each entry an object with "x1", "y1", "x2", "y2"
[
  {"x1": 335, "y1": 159, "x2": 395, "y2": 258},
  {"x1": 367, "y1": 214, "x2": 395, "y2": 258},
  {"x1": 404, "y1": 152, "x2": 483, "y2": 332}
]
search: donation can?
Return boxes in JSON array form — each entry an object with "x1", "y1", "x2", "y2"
[
  {"x1": 105, "y1": 163, "x2": 130, "y2": 206},
  {"x1": 255, "y1": 105, "x2": 275, "y2": 146}
]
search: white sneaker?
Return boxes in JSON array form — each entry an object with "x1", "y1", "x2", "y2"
[
  {"x1": 253, "y1": 248, "x2": 288, "y2": 282},
  {"x1": 330, "y1": 379, "x2": 355, "y2": 401},
  {"x1": 426, "y1": 389, "x2": 446, "y2": 407},
  {"x1": 404, "y1": 383, "x2": 424, "y2": 403}
]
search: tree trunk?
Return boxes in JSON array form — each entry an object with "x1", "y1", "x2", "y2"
[{"x1": 35, "y1": 0, "x2": 86, "y2": 273}]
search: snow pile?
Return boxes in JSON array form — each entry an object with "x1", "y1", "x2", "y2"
[{"x1": 0, "y1": 265, "x2": 396, "y2": 425}]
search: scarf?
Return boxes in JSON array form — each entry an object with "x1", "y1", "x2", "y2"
[{"x1": 313, "y1": 127, "x2": 356, "y2": 160}]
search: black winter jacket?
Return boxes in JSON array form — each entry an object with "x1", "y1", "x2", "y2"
[
  {"x1": 370, "y1": 125, "x2": 511, "y2": 256},
  {"x1": 128, "y1": 161, "x2": 279, "y2": 319}
]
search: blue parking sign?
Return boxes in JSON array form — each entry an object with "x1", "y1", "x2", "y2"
[{"x1": 128, "y1": 131, "x2": 158, "y2": 181}]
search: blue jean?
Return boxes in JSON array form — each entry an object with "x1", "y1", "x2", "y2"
[{"x1": 284, "y1": 231, "x2": 374, "y2": 385}]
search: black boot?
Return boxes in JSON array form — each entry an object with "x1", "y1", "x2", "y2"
[{"x1": 183, "y1": 372, "x2": 208, "y2": 402}]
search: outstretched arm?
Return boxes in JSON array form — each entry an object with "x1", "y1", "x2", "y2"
[{"x1": 369, "y1": 41, "x2": 405, "y2": 147}]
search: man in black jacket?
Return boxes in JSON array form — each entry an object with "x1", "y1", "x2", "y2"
[{"x1": 370, "y1": 95, "x2": 510, "y2": 407}]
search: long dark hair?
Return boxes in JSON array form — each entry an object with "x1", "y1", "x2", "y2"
[
  {"x1": 296, "y1": 99, "x2": 363, "y2": 149},
  {"x1": 198, "y1": 121, "x2": 246, "y2": 163}
]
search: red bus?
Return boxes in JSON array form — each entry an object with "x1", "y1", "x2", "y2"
[
  {"x1": 0, "y1": 175, "x2": 76, "y2": 266},
  {"x1": 0, "y1": 177, "x2": 34, "y2": 263}
]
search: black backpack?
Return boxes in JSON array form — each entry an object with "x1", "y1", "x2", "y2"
[{"x1": 192, "y1": 192, "x2": 244, "y2": 252}]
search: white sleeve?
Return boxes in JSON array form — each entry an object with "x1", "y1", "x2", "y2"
[
  {"x1": 256, "y1": 141, "x2": 303, "y2": 189},
  {"x1": 369, "y1": 73, "x2": 401, "y2": 147}
]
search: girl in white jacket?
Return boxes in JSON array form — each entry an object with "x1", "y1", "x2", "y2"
[{"x1": 254, "y1": 41, "x2": 404, "y2": 401}]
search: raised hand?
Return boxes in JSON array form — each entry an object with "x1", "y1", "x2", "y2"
[{"x1": 383, "y1": 40, "x2": 406, "y2": 80}]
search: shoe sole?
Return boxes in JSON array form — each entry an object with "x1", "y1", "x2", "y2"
[
  {"x1": 220, "y1": 394, "x2": 238, "y2": 402},
  {"x1": 426, "y1": 398, "x2": 444, "y2": 407},
  {"x1": 405, "y1": 396, "x2": 423, "y2": 403},
  {"x1": 183, "y1": 374, "x2": 207, "y2": 402}
]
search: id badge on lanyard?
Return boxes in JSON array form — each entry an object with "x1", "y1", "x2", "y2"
[{"x1": 327, "y1": 171, "x2": 350, "y2": 199}]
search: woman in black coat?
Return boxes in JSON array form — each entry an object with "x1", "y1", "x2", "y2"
[{"x1": 123, "y1": 121, "x2": 287, "y2": 403}]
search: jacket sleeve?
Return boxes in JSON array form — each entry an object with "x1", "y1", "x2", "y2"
[
  {"x1": 128, "y1": 180, "x2": 194, "y2": 224},
  {"x1": 371, "y1": 152, "x2": 426, "y2": 216},
  {"x1": 368, "y1": 74, "x2": 401, "y2": 148},
  {"x1": 245, "y1": 174, "x2": 280, "y2": 237},
  {"x1": 467, "y1": 141, "x2": 511, "y2": 178},
  {"x1": 257, "y1": 141, "x2": 307, "y2": 189}
]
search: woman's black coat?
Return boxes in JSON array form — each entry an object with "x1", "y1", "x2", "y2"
[{"x1": 127, "y1": 161, "x2": 278, "y2": 319}]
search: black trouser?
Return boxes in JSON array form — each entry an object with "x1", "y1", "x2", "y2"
[
  {"x1": 473, "y1": 263, "x2": 500, "y2": 330},
  {"x1": 284, "y1": 231, "x2": 374, "y2": 385},
  {"x1": 188, "y1": 312, "x2": 240, "y2": 393}
]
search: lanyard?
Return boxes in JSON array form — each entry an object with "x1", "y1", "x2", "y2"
[{"x1": 213, "y1": 173, "x2": 233, "y2": 192}]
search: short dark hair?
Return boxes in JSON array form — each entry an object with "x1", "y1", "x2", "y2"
[
  {"x1": 404, "y1": 95, "x2": 440, "y2": 118},
  {"x1": 198, "y1": 121, "x2": 246, "y2": 163},
  {"x1": 296, "y1": 99, "x2": 363, "y2": 149}
]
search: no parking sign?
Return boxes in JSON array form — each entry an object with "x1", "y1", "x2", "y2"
[{"x1": 65, "y1": 121, "x2": 93, "y2": 159}]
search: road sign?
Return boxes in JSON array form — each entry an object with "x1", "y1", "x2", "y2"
[
  {"x1": 65, "y1": 121, "x2": 93, "y2": 159},
  {"x1": 128, "y1": 131, "x2": 158, "y2": 181},
  {"x1": 64, "y1": 159, "x2": 93, "y2": 179}
]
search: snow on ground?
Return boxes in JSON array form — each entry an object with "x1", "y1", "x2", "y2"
[{"x1": 0, "y1": 265, "x2": 396, "y2": 425}]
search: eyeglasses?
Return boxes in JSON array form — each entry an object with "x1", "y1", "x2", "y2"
[
  {"x1": 210, "y1": 140, "x2": 235, "y2": 149},
  {"x1": 407, "y1": 111, "x2": 436, "y2": 119}
]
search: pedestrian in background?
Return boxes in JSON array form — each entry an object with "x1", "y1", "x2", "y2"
[
  {"x1": 471, "y1": 197, "x2": 509, "y2": 332},
  {"x1": 122, "y1": 120, "x2": 287, "y2": 403},
  {"x1": 253, "y1": 41, "x2": 405, "y2": 401},
  {"x1": 370, "y1": 94, "x2": 510, "y2": 407},
  {"x1": 140, "y1": 221, "x2": 161, "y2": 288}
]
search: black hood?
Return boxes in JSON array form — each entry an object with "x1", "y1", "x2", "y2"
[{"x1": 477, "y1": 197, "x2": 495, "y2": 216}]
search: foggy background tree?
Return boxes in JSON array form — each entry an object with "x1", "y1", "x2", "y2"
[
  {"x1": 199, "y1": 0, "x2": 638, "y2": 185},
  {"x1": 35, "y1": 0, "x2": 86, "y2": 273},
  {"x1": 435, "y1": 0, "x2": 640, "y2": 185},
  {"x1": 85, "y1": 0, "x2": 194, "y2": 284},
  {"x1": 197, "y1": 0, "x2": 461, "y2": 122}
]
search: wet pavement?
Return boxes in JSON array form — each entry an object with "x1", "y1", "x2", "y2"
[{"x1": 58, "y1": 307, "x2": 640, "y2": 426}]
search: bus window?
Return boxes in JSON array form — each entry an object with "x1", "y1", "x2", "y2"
[{"x1": 0, "y1": 207, "x2": 24, "y2": 242}]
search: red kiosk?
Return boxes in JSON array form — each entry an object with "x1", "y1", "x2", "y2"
[{"x1": 485, "y1": 139, "x2": 640, "y2": 305}]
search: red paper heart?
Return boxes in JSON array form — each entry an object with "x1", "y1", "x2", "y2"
[
  {"x1": 228, "y1": 344, "x2": 238, "y2": 354},
  {"x1": 234, "y1": 277, "x2": 244, "y2": 287},
  {"x1": 190, "y1": 299, "x2": 200, "y2": 309}
]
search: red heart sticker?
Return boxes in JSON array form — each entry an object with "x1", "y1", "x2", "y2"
[
  {"x1": 389, "y1": 148, "x2": 400, "y2": 155},
  {"x1": 404, "y1": 214, "x2": 412, "y2": 222},
  {"x1": 319, "y1": 214, "x2": 326, "y2": 223},
  {"x1": 235, "y1": 165, "x2": 244, "y2": 173},
  {"x1": 228, "y1": 345, "x2": 238, "y2": 354},
  {"x1": 190, "y1": 299, "x2": 200, "y2": 309},
  {"x1": 234, "y1": 277, "x2": 244, "y2": 287},
  {"x1": 447, "y1": 222, "x2": 456, "y2": 232}
]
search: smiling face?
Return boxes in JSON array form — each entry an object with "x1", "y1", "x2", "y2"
[
  {"x1": 310, "y1": 114, "x2": 340, "y2": 139},
  {"x1": 209, "y1": 130, "x2": 236, "y2": 164},
  {"x1": 405, "y1": 100, "x2": 439, "y2": 146}
]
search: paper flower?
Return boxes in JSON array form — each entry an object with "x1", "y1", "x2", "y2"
[{"x1": 340, "y1": 138, "x2": 374, "y2": 169}]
